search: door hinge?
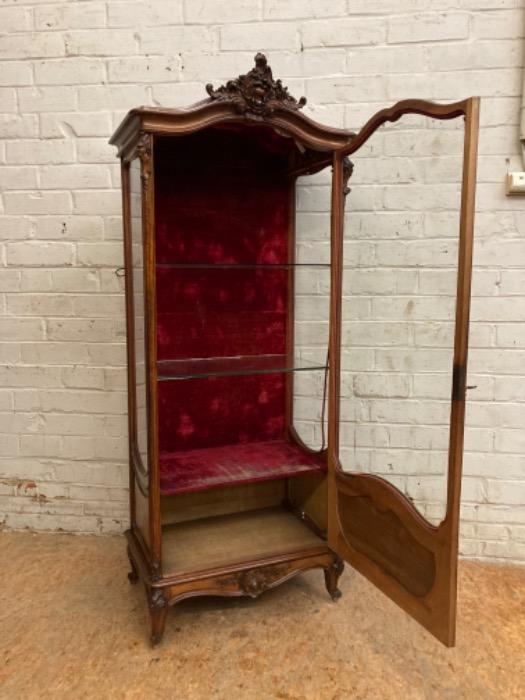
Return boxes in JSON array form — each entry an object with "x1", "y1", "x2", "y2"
[{"x1": 452, "y1": 364, "x2": 466, "y2": 401}]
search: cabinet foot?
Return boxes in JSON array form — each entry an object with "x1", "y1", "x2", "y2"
[
  {"x1": 148, "y1": 588, "x2": 168, "y2": 645},
  {"x1": 324, "y1": 556, "x2": 344, "y2": 602},
  {"x1": 127, "y1": 546, "x2": 139, "y2": 584}
]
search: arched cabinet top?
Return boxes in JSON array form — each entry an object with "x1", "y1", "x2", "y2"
[{"x1": 109, "y1": 53, "x2": 356, "y2": 163}]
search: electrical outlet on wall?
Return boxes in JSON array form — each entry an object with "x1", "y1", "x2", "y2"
[{"x1": 505, "y1": 172, "x2": 525, "y2": 195}]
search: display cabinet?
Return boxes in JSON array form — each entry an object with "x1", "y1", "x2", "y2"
[{"x1": 110, "y1": 54, "x2": 479, "y2": 646}]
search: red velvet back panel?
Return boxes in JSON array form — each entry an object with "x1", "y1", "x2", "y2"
[
  {"x1": 155, "y1": 125, "x2": 292, "y2": 453},
  {"x1": 158, "y1": 374, "x2": 286, "y2": 453},
  {"x1": 156, "y1": 267, "x2": 287, "y2": 360},
  {"x1": 155, "y1": 126, "x2": 290, "y2": 265}
]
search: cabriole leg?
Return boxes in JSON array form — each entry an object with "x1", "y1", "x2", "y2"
[
  {"x1": 148, "y1": 588, "x2": 168, "y2": 645},
  {"x1": 127, "y1": 546, "x2": 139, "y2": 584},
  {"x1": 324, "y1": 556, "x2": 344, "y2": 602}
]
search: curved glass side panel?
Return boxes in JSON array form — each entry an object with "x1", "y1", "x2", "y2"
[
  {"x1": 293, "y1": 170, "x2": 331, "y2": 452},
  {"x1": 130, "y1": 157, "x2": 149, "y2": 477}
]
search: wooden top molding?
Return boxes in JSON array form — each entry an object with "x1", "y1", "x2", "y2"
[
  {"x1": 340, "y1": 98, "x2": 472, "y2": 157},
  {"x1": 109, "y1": 53, "x2": 355, "y2": 159}
]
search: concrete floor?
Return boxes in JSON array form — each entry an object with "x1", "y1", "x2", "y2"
[{"x1": 0, "y1": 532, "x2": 524, "y2": 700}]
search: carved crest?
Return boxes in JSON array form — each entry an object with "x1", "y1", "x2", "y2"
[
  {"x1": 206, "y1": 53, "x2": 307, "y2": 117},
  {"x1": 240, "y1": 566, "x2": 284, "y2": 597}
]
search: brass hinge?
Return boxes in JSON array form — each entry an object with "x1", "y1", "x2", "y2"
[{"x1": 452, "y1": 364, "x2": 466, "y2": 401}]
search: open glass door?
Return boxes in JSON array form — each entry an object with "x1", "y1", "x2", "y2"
[{"x1": 328, "y1": 98, "x2": 479, "y2": 646}]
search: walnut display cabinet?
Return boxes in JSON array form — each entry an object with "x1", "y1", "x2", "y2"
[{"x1": 110, "y1": 54, "x2": 479, "y2": 646}]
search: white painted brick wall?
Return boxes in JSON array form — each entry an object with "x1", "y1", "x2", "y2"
[{"x1": 0, "y1": 1, "x2": 524, "y2": 564}]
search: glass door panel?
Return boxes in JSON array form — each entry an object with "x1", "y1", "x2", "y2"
[
  {"x1": 341, "y1": 113, "x2": 464, "y2": 525},
  {"x1": 331, "y1": 99, "x2": 479, "y2": 646}
]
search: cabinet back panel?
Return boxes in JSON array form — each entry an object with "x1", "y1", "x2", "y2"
[
  {"x1": 158, "y1": 373, "x2": 285, "y2": 453},
  {"x1": 161, "y1": 479, "x2": 285, "y2": 525},
  {"x1": 154, "y1": 126, "x2": 293, "y2": 454},
  {"x1": 156, "y1": 268, "x2": 286, "y2": 360},
  {"x1": 155, "y1": 126, "x2": 291, "y2": 266}
]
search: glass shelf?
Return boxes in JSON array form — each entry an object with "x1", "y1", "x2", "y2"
[
  {"x1": 156, "y1": 262, "x2": 330, "y2": 269},
  {"x1": 157, "y1": 353, "x2": 327, "y2": 381}
]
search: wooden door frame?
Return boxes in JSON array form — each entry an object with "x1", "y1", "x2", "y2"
[{"x1": 327, "y1": 98, "x2": 480, "y2": 646}]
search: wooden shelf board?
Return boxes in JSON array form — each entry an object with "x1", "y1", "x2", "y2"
[{"x1": 162, "y1": 506, "x2": 325, "y2": 576}]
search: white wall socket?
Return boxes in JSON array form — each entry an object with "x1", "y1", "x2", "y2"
[{"x1": 505, "y1": 172, "x2": 525, "y2": 195}]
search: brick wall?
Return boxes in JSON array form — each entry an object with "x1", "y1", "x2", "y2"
[{"x1": 0, "y1": 1, "x2": 524, "y2": 563}]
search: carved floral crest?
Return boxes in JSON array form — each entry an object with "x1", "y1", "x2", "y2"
[{"x1": 206, "y1": 53, "x2": 307, "y2": 117}]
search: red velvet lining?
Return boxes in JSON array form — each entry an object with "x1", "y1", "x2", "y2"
[
  {"x1": 160, "y1": 440, "x2": 325, "y2": 495},
  {"x1": 158, "y1": 373, "x2": 286, "y2": 453},
  {"x1": 154, "y1": 125, "x2": 319, "y2": 495},
  {"x1": 155, "y1": 126, "x2": 290, "y2": 266},
  {"x1": 156, "y1": 267, "x2": 287, "y2": 360}
]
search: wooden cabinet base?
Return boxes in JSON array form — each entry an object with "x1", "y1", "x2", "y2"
[{"x1": 126, "y1": 528, "x2": 343, "y2": 646}]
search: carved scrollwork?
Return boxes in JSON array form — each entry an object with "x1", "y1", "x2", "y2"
[
  {"x1": 206, "y1": 53, "x2": 306, "y2": 118},
  {"x1": 239, "y1": 565, "x2": 287, "y2": 598},
  {"x1": 136, "y1": 131, "x2": 152, "y2": 192},
  {"x1": 148, "y1": 587, "x2": 168, "y2": 646},
  {"x1": 136, "y1": 131, "x2": 152, "y2": 161},
  {"x1": 342, "y1": 156, "x2": 354, "y2": 198},
  {"x1": 213, "y1": 565, "x2": 291, "y2": 597},
  {"x1": 149, "y1": 588, "x2": 167, "y2": 610}
]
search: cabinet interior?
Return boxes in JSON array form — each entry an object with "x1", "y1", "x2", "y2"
[
  {"x1": 160, "y1": 472, "x2": 328, "y2": 572},
  {"x1": 154, "y1": 124, "x2": 329, "y2": 549}
]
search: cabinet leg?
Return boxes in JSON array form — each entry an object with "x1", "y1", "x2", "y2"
[
  {"x1": 127, "y1": 546, "x2": 139, "y2": 584},
  {"x1": 148, "y1": 589, "x2": 168, "y2": 646},
  {"x1": 324, "y1": 556, "x2": 344, "y2": 602}
]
